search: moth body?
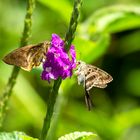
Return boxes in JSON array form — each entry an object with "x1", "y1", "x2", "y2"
[{"x1": 75, "y1": 60, "x2": 113, "y2": 110}]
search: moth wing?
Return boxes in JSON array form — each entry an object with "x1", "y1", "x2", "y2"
[
  {"x1": 3, "y1": 45, "x2": 38, "y2": 71},
  {"x1": 26, "y1": 42, "x2": 50, "y2": 68},
  {"x1": 85, "y1": 65, "x2": 113, "y2": 90}
]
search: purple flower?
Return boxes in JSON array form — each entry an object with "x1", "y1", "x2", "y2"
[{"x1": 41, "y1": 34, "x2": 76, "y2": 82}]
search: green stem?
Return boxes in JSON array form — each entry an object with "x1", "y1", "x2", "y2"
[
  {"x1": 65, "y1": 0, "x2": 82, "y2": 51},
  {"x1": 40, "y1": 0, "x2": 82, "y2": 140},
  {"x1": 0, "y1": 0, "x2": 35, "y2": 127},
  {"x1": 40, "y1": 78, "x2": 62, "y2": 140}
]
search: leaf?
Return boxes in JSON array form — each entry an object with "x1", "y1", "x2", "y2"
[
  {"x1": 114, "y1": 108, "x2": 140, "y2": 133},
  {"x1": 37, "y1": 0, "x2": 72, "y2": 23},
  {"x1": 0, "y1": 62, "x2": 46, "y2": 130},
  {"x1": 74, "y1": 5, "x2": 140, "y2": 63},
  {"x1": 79, "y1": 5, "x2": 140, "y2": 34},
  {"x1": 0, "y1": 131, "x2": 38, "y2": 140},
  {"x1": 58, "y1": 131, "x2": 97, "y2": 140},
  {"x1": 74, "y1": 33, "x2": 110, "y2": 63}
]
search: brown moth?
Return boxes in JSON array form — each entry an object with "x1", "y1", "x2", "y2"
[
  {"x1": 75, "y1": 61, "x2": 113, "y2": 110},
  {"x1": 3, "y1": 41, "x2": 50, "y2": 71}
]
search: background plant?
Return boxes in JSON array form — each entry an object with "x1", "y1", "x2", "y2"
[{"x1": 0, "y1": 0, "x2": 140, "y2": 140}]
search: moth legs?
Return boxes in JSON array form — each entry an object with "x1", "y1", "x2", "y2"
[
  {"x1": 84, "y1": 76, "x2": 93, "y2": 110},
  {"x1": 84, "y1": 89, "x2": 93, "y2": 111}
]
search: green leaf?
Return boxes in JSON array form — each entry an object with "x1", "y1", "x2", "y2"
[
  {"x1": 75, "y1": 5, "x2": 140, "y2": 63},
  {"x1": 0, "y1": 62, "x2": 46, "y2": 130},
  {"x1": 74, "y1": 33, "x2": 110, "y2": 63},
  {"x1": 37, "y1": 0, "x2": 72, "y2": 23},
  {"x1": 0, "y1": 131, "x2": 38, "y2": 140},
  {"x1": 58, "y1": 131, "x2": 97, "y2": 140},
  {"x1": 80, "y1": 5, "x2": 140, "y2": 34},
  {"x1": 114, "y1": 108, "x2": 140, "y2": 133}
]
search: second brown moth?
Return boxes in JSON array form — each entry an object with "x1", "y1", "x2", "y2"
[
  {"x1": 75, "y1": 61, "x2": 113, "y2": 110},
  {"x1": 3, "y1": 41, "x2": 50, "y2": 71}
]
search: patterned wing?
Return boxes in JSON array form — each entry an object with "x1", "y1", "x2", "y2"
[
  {"x1": 3, "y1": 41, "x2": 50, "y2": 71},
  {"x1": 3, "y1": 45, "x2": 33, "y2": 70},
  {"x1": 75, "y1": 61, "x2": 113, "y2": 110},
  {"x1": 85, "y1": 64, "x2": 113, "y2": 91},
  {"x1": 28, "y1": 41, "x2": 50, "y2": 69}
]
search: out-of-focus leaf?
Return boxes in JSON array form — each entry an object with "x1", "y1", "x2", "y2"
[
  {"x1": 79, "y1": 5, "x2": 140, "y2": 35},
  {"x1": 0, "y1": 131, "x2": 38, "y2": 140},
  {"x1": 37, "y1": 0, "x2": 72, "y2": 23},
  {"x1": 58, "y1": 99, "x2": 117, "y2": 140},
  {"x1": 0, "y1": 62, "x2": 46, "y2": 130},
  {"x1": 124, "y1": 69, "x2": 140, "y2": 96},
  {"x1": 58, "y1": 131, "x2": 96, "y2": 140},
  {"x1": 116, "y1": 31, "x2": 140, "y2": 56},
  {"x1": 114, "y1": 108, "x2": 140, "y2": 133},
  {"x1": 74, "y1": 5, "x2": 140, "y2": 64},
  {"x1": 74, "y1": 33, "x2": 110, "y2": 63}
]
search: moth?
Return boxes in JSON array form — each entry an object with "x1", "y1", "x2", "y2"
[
  {"x1": 3, "y1": 41, "x2": 50, "y2": 71},
  {"x1": 75, "y1": 61, "x2": 113, "y2": 110}
]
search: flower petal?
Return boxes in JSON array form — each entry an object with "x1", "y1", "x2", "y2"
[{"x1": 41, "y1": 34, "x2": 76, "y2": 82}]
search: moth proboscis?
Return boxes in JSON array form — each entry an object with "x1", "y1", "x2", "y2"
[
  {"x1": 75, "y1": 60, "x2": 113, "y2": 110},
  {"x1": 3, "y1": 41, "x2": 50, "y2": 71}
]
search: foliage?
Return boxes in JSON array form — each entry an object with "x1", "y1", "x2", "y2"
[
  {"x1": 0, "y1": 131, "x2": 96, "y2": 140},
  {"x1": 0, "y1": 131, "x2": 38, "y2": 140},
  {"x1": 58, "y1": 131, "x2": 96, "y2": 140},
  {"x1": 0, "y1": 0, "x2": 35, "y2": 127},
  {"x1": 0, "y1": 0, "x2": 140, "y2": 140}
]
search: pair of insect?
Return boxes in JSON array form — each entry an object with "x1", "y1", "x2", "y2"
[{"x1": 3, "y1": 41, "x2": 113, "y2": 110}]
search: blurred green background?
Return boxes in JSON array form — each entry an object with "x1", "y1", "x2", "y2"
[{"x1": 0, "y1": 0, "x2": 140, "y2": 140}]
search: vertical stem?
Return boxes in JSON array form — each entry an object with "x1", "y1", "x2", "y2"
[
  {"x1": 20, "y1": 0, "x2": 35, "y2": 47},
  {"x1": 40, "y1": 0, "x2": 82, "y2": 140},
  {"x1": 0, "y1": 0, "x2": 35, "y2": 127},
  {"x1": 65, "y1": 0, "x2": 82, "y2": 51},
  {"x1": 40, "y1": 78, "x2": 62, "y2": 140}
]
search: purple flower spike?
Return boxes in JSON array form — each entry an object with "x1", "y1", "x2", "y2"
[{"x1": 41, "y1": 34, "x2": 76, "y2": 82}]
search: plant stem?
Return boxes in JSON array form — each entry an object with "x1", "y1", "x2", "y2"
[
  {"x1": 65, "y1": 0, "x2": 82, "y2": 51},
  {"x1": 0, "y1": 0, "x2": 35, "y2": 127},
  {"x1": 40, "y1": 78, "x2": 62, "y2": 140},
  {"x1": 40, "y1": 0, "x2": 82, "y2": 140}
]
